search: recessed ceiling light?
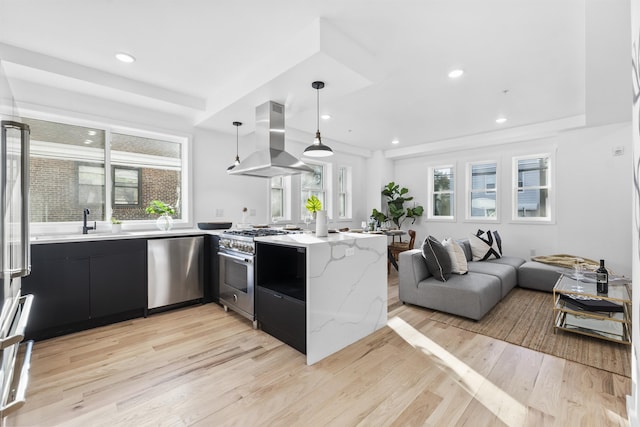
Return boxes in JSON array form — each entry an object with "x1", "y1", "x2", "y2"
[
  {"x1": 321, "y1": 114, "x2": 331, "y2": 120},
  {"x1": 496, "y1": 117, "x2": 507, "y2": 124},
  {"x1": 84, "y1": 139, "x2": 93, "y2": 144},
  {"x1": 392, "y1": 139, "x2": 400, "y2": 145},
  {"x1": 87, "y1": 130, "x2": 97, "y2": 136},
  {"x1": 115, "y1": 52, "x2": 136, "y2": 63},
  {"x1": 448, "y1": 69, "x2": 464, "y2": 79}
]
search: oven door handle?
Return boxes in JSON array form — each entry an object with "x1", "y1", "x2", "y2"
[{"x1": 218, "y1": 252, "x2": 253, "y2": 264}]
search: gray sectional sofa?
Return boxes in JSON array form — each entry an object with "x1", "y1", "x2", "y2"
[{"x1": 398, "y1": 238, "x2": 563, "y2": 320}]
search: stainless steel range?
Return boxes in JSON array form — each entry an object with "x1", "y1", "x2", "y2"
[{"x1": 218, "y1": 228, "x2": 290, "y2": 328}]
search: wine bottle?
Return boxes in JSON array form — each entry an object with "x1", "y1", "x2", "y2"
[{"x1": 596, "y1": 259, "x2": 608, "y2": 294}]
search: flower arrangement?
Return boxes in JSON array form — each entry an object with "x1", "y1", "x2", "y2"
[{"x1": 110, "y1": 217, "x2": 122, "y2": 225}]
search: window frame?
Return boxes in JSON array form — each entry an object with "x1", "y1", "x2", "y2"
[
  {"x1": 270, "y1": 175, "x2": 291, "y2": 222},
  {"x1": 428, "y1": 164, "x2": 455, "y2": 221},
  {"x1": 300, "y1": 161, "x2": 330, "y2": 221},
  {"x1": 337, "y1": 166, "x2": 352, "y2": 220},
  {"x1": 511, "y1": 153, "x2": 553, "y2": 223},
  {"x1": 24, "y1": 110, "x2": 191, "y2": 234},
  {"x1": 466, "y1": 160, "x2": 499, "y2": 222},
  {"x1": 112, "y1": 166, "x2": 142, "y2": 207}
]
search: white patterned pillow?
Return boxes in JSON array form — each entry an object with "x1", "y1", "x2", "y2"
[
  {"x1": 469, "y1": 229, "x2": 502, "y2": 261},
  {"x1": 442, "y1": 237, "x2": 468, "y2": 274}
]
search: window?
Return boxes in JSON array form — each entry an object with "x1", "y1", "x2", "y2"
[
  {"x1": 111, "y1": 132, "x2": 182, "y2": 221},
  {"x1": 468, "y1": 162, "x2": 497, "y2": 220},
  {"x1": 113, "y1": 167, "x2": 141, "y2": 206},
  {"x1": 25, "y1": 116, "x2": 187, "y2": 224},
  {"x1": 429, "y1": 166, "x2": 454, "y2": 218},
  {"x1": 338, "y1": 166, "x2": 351, "y2": 219},
  {"x1": 26, "y1": 117, "x2": 106, "y2": 222},
  {"x1": 78, "y1": 164, "x2": 105, "y2": 206},
  {"x1": 271, "y1": 176, "x2": 285, "y2": 221},
  {"x1": 513, "y1": 155, "x2": 551, "y2": 220},
  {"x1": 301, "y1": 163, "x2": 326, "y2": 220}
]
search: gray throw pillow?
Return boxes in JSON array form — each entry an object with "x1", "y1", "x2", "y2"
[{"x1": 421, "y1": 235, "x2": 452, "y2": 282}]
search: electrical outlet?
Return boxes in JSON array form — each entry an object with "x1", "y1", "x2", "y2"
[
  {"x1": 345, "y1": 247, "x2": 355, "y2": 257},
  {"x1": 612, "y1": 146, "x2": 624, "y2": 156},
  {"x1": 250, "y1": 209, "x2": 256, "y2": 216},
  {"x1": 215, "y1": 208, "x2": 224, "y2": 217}
]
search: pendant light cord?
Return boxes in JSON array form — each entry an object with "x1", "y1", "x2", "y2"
[{"x1": 316, "y1": 86, "x2": 320, "y2": 133}]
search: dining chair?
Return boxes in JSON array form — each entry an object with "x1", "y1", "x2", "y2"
[{"x1": 388, "y1": 229, "x2": 416, "y2": 274}]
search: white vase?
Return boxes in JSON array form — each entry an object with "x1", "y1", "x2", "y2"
[
  {"x1": 156, "y1": 214, "x2": 174, "y2": 231},
  {"x1": 315, "y1": 210, "x2": 328, "y2": 237}
]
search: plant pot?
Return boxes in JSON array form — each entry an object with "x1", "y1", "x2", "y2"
[
  {"x1": 112, "y1": 223, "x2": 122, "y2": 233},
  {"x1": 156, "y1": 214, "x2": 174, "y2": 231}
]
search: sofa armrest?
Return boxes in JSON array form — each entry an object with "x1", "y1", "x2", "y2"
[{"x1": 399, "y1": 249, "x2": 430, "y2": 288}]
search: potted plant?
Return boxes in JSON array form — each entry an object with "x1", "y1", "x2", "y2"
[
  {"x1": 371, "y1": 182, "x2": 424, "y2": 230},
  {"x1": 145, "y1": 200, "x2": 176, "y2": 231},
  {"x1": 110, "y1": 217, "x2": 122, "y2": 233}
]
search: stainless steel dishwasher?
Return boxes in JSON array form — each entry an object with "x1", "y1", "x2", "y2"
[{"x1": 147, "y1": 236, "x2": 204, "y2": 310}]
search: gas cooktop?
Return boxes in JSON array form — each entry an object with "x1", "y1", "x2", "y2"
[{"x1": 223, "y1": 229, "x2": 288, "y2": 238}]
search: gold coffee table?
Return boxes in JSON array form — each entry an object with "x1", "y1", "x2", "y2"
[{"x1": 552, "y1": 274, "x2": 632, "y2": 344}]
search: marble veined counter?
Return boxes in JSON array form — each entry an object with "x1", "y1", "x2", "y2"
[{"x1": 257, "y1": 232, "x2": 388, "y2": 365}]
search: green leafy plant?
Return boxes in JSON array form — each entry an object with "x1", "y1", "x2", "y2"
[
  {"x1": 110, "y1": 217, "x2": 122, "y2": 224},
  {"x1": 374, "y1": 182, "x2": 424, "y2": 229},
  {"x1": 145, "y1": 200, "x2": 176, "y2": 216},
  {"x1": 305, "y1": 195, "x2": 323, "y2": 214}
]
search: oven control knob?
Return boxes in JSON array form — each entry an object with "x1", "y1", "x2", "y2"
[{"x1": 233, "y1": 294, "x2": 238, "y2": 302}]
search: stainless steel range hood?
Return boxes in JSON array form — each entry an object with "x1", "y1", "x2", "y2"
[{"x1": 228, "y1": 101, "x2": 313, "y2": 178}]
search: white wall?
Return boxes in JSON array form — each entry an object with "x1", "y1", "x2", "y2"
[
  {"x1": 391, "y1": 122, "x2": 633, "y2": 276},
  {"x1": 192, "y1": 128, "x2": 370, "y2": 228}
]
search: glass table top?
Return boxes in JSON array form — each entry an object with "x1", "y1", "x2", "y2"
[{"x1": 554, "y1": 274, "x2": 631, "y2": 303}]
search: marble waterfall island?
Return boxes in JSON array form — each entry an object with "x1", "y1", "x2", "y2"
[{"x1": 255, "y1": 233, "x2": 387, "y2": 365}]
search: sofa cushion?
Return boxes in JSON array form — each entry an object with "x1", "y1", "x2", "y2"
[
  {"x1": 456, "y1": 238, "x2": 473, "y2": 262},
  {"x1": 469, "y1": 229, "x2": 502, "y2": 261},
  {"x1": 421, "y1": 236, "x2": 452, "y2": 282},
  {"x1": 518, "y1": 261, "x2": 566, "y2": 292},
  {"x1": 442, "y1": 237, "x2": 468, "y2": 274},
  {"x1": 467, "y1": 260, "x2": 518, "y2": 298},
  {"x1": 413, "y1": 272, "x2": 502, "y2": 320}
]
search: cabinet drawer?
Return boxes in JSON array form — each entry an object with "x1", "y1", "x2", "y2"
[{"x1": 256, "y1": 286, "x2": 305, "y2": 354}]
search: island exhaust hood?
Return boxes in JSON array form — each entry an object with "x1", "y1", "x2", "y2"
[{"x1": 228, "y1": 101, "x2": 313, "y2": 178}]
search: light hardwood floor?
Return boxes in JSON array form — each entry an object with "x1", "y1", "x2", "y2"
[{"x1": 8, "y1": 270, "x2": 631, "y2": 426}]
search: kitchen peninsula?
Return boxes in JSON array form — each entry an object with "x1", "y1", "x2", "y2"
[{"x1": 255, "y1": 232, "x2": 387, "y2": 365}]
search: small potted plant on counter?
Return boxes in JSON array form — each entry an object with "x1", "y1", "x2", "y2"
[
  {"x1": 145, "y1": 200, "x2": 176, "y2": 231},
  {"x1": 111, "y1": 217, "x2": 122, "y2": 233}
]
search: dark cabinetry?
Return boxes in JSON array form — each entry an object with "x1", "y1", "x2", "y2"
[
  {"x1": 255, "y1": 242, "x2": 306, "y2": 354},
  {"x1": 22, "y1": 239, "x2": 147, "y2": 340},
  {"x1": 204, "y1": 235, "x2": 220, "y2": 303}
]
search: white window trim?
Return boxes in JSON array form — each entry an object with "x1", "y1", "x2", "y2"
[
  {"x1": 337, "y1": 166, "x2": 352, "y2": 220},
  {"x1": 465, "y1": 160, "x2": 499, "y2": 222},
  {"x1": 300, "y1": 160, "x2": 331, "y2": 223},
  {"x1": 24, "y1": 110, "x2": 192, "y2": 235},
  {"x1": 427, "y1": 164, "x2": 455, "y2": 221},
  {"x1": 511, "y1": 152, "x2": 555, "y2": 224},
  {"x1": 269, "y1": 176, "x2": 291, "y2": 222}
]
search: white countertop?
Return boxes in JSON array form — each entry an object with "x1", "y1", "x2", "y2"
[
  {"x1": 255, "y1": 231, "x2": 384, "y2": 247},
  {"x1": 30, "y1": 228, "x2": 211, "y2": 244}
]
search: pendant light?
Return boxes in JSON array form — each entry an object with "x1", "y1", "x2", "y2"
[
  {"x1": 304, "y1": 81, "x2": 333, "y2": 157},
  {"x1": 227, "y1": 121, "x2": 242, "y2": 172}
]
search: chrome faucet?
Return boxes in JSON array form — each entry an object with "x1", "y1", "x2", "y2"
[{"x1": 82, "y1": 208, "x2": 96, "y2": 234}]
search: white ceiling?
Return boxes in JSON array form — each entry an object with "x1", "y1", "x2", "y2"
[{"x1": 0, "y1": 0, "x2": 606, "y2": 153}]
